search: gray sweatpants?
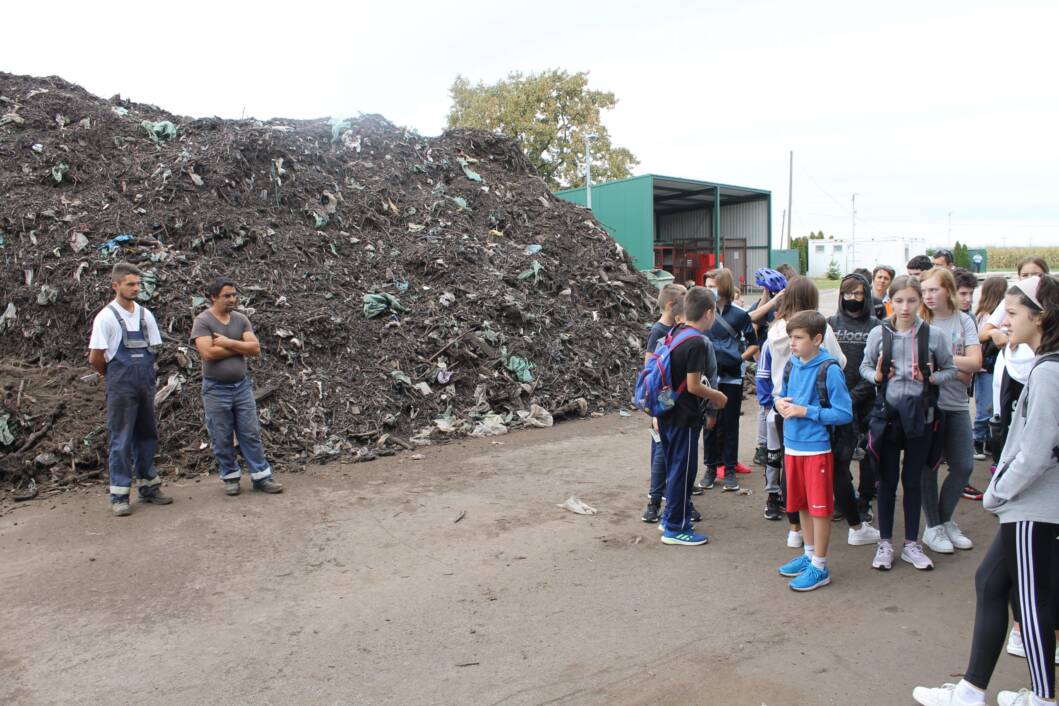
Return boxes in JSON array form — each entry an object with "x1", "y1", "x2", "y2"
[{"x1": 922, "y1": 409, "x2": 975, "y2": 527}]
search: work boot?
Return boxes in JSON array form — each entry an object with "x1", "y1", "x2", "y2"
[
  {"x1": 140, "y1": 491, "x2": 173, "y2": 505},
  {"x1": 112, "y1": 501, "x2": 132, "y2": 517},
  {"x1": 224, "y1": 480, "x2": 241, "y2": 496},
  {"x1": 254, "y1": 478, "x2": 284, "y2": 494}
]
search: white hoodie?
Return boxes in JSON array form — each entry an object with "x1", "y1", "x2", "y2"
[{"x1": 767, "y1": 317, "x2": 847, "y2": 395}]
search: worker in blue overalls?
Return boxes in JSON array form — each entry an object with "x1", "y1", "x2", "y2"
[{"x1": 88, "y1": 262, "x2": 173, "y2": 516}]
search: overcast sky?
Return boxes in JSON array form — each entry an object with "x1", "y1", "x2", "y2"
[{"x1": 4, "y1": 0, "x2": 1056, "y2": 248}]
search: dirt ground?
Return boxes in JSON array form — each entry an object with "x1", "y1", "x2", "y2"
[{"x1": 0, "y1": 400, "x2": 1030, "y2": 706}]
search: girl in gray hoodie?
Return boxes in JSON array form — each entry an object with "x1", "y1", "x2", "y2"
[{"x1": 912, "y1": 274, "x2": 1059, "y2": 706}]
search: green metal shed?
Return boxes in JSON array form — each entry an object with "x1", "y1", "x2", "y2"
[{"x1": 556, "y1": 174, "x2": 771, "y2": 288}]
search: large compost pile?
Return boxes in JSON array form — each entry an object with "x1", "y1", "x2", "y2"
[{"x1": 0, "y1": 72, "x2": 655, "y2": 491}]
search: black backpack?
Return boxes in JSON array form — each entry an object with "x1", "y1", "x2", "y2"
[{"x1": 879, "y1": 322, "x2": 940, "y2": 424}]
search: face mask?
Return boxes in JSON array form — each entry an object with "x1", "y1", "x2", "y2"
[{"x1": 844, "y1": 298, "x2": 865, "y2": 313}]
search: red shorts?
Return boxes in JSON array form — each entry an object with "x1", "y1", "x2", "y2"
[{"x1": 785, "y1": 452, "x2": 834, "y2": 517}]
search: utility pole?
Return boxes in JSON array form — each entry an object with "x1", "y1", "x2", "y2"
[
  {"x1": 779, "y1": 209, "x2": 786, "y2": 251},
  {"x1": 585, "y1": 133, "x2": 597, "y2": 209},
  {"x1": 851, "y1": 193, "x2": 859, "y2": 273},
  {"x1": 786, "y1": 151, "x2": 794, "y2": 247},
  {"x1": 947, "y1": 211, "x2": 953, "y2": 242}
]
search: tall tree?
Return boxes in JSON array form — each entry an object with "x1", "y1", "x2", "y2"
[{"x1": 447, "y1": 70, "x2": 638, "y2": 190}]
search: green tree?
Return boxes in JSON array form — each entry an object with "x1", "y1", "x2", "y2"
[
  {"x1": 447, "y1": 70, "x2": 638, "y2": 190},
  {"x1": 954, "y1": 241, "x2": 972, "y2": 269},
  {"x1": 827, "y1": 259, "x2": 841, "y2": 280}
]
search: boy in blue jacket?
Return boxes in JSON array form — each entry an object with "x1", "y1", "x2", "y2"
[{"x1": 773, "y1": 311, "x2": 853, "y2": 591}]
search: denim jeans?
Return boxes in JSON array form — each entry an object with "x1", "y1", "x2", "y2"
[
  {"x1": 202, "y1": 377, "x2": 272, "y2": 482},
  {"x1": 973, "y1": 372, "x2": 993, "y2": 443},
  {"x1": 922, "y1": 409, "x2": 974, "y2": 527},
  {"x1": 703, "y1": 382, "x2": 743, "y2": 469}
]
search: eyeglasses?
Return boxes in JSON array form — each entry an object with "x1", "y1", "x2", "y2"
[
  {"x1": 842, "y1": 291, "x2": 866, "y2": 300},
  {"x1": 934, "y1": 249, "x2": 954, "y2": 260}
]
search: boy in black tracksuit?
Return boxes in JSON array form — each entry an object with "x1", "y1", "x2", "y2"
[{"x1": 828, "y1": 273, "x2": 882, "y2": 531}]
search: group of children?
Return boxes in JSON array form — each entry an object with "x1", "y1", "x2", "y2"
[{"x1": 639, "y1": 254, "x2": 1059, "y2": 704}]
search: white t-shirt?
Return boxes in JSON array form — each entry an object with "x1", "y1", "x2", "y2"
[
  {"x1": 986, "y1": 300, "x2": 1007, "y2": 330},
  {"x1": 88, "y1": 301, "x2": 163, "y2": 362}
]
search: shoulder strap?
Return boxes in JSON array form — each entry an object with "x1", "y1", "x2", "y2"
[
  {"x1": 782, "y1": 359, "x2": 793, "y2": 394},
  {"x1": 881, "y1": 324, "x2": 895, "y2": 378},
  {"x1": 107, "y1": 303, "x2": 131, "y2": 346},
  {"x1": 715, "y1": 309, "x2": 740, "y2": 341},
  {"x1": 917, "y1": 322, "x2": 933, "y2": 382},
  {"x1": 816, "y1": 359, "x2": 836, "y2": 409}
]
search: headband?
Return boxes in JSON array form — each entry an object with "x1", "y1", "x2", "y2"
[{"x1": 1014, "y1": 275, "x2": 1043, "y2": 310}]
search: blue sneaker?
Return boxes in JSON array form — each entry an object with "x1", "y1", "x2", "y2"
[
  {"x1": 778, "y1": 554, "x2": 811, "y2": 577},
  {"x1": 661, "y1": 528, "x2": 709, "y2": 546},
  {"x1": 789, "y1": 564, "x2": 831, "y2": 592}
]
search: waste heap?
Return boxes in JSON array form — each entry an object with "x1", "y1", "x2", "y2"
[{"x1": 0, "y1": 72, "x2": 656, "y2": 489}]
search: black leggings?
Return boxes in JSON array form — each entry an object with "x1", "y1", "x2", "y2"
[
  {"x1": 703, "y1": 382, "x2": 743, "y2": 469},
  {"x1": 876, "y1": 424, "x2": 929, "y2": 542},
  {"x1": 965, "y1": 522, "x2": 1058, "y2": 700}
]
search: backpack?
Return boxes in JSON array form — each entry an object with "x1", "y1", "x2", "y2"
[
  {"x1": 879, "y1": 321, "x2": 939, "y2": 424},
  {"x1": 633, "y1": 327, "x2": 702, "y2": 417},
  {"x1": 712, "y1": 308, "x2": 747, "y2": 377},
  {"x1": 781, "y1": 358, "x2": 841, "y2": 435}
]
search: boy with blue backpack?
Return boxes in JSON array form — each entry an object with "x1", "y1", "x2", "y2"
[
  {"x1": 635, "y1": 287, "x2": 728, "y2": 546},
  {"x1": 642, "y1": 284, "x2": 687, "y2": 524},
  {"x1": 774, "y1": 311, "x2": 853, "y2": 589}
]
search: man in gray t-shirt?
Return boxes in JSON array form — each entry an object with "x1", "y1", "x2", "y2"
[{"x1": 191, "y1": 277, "x2": 284, "y2": 496}]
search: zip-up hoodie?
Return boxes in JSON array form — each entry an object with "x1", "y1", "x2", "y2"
[
  {"x1": 778, "y1": 349, "x2": 854, "y2": 453},
  {"x1": 859, "y1": 318, "x2": 957, "y2": 407},
  {"x1": 983, "y1": 355, "x2": 1059, "y2": 524},
  {"x1": 755, "y1": 342, "x2": 774, "y2": 407}
]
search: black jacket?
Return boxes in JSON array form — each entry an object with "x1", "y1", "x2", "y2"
[{"x1": 828, "y1": 275, "x2": 881, "y2": 405}]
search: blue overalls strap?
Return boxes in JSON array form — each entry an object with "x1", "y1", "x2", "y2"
[{"x1": 108, "y1": 303, "x2": 150, "y2": 349}]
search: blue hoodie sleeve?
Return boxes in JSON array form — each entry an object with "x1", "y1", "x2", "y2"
[
  {"x1": 755, "y1": 344, "x2": 774, "y2": 407},
  {"x1": 805, "y1": 363, "x2": 854, "y2": 426}
]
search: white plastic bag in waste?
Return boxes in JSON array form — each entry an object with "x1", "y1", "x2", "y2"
[{"x1": 558, "y1": 496, "x2": 597, "y2": 515}]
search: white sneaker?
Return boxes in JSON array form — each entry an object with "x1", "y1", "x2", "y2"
[
  {"x1": 996, "y1": 689, "x2": 1033, "y2": 706},
  {"x1": 1007, "y1": 627, "x2": 1059, "y2": 663},
  {"x1": 848, "y1": 523, "x2": 881, "y2": 546},
  {"x1": 1006, "y1": 628, "x2": 1025, "y2": 657},
  {"x1": 901, "y1": 542, "x2": 935, "y2": 570},
  {"x1": 787, "y1": 530, "x2": 803, "y2": 548},
  {"x1": 912, "y1": 684, "x2": 958, "y2": 706},
  {"x1": 923, "y1": 525, "x2": 955, "y2": 554},
  {"x1": 872, "y1": 541, "x2": 894, "y2": 570},
  {"x1": 943, "y1": 520, "x2": 973, "y2": 550}
]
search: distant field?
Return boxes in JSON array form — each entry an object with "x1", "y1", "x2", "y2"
[{"x1": 987, "y1": 247, "x2": 1059, "y2": 270}]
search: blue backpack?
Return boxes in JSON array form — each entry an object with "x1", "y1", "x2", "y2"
[{"x1": 633, "y1": 327, "x2": 702, "y2": 417}]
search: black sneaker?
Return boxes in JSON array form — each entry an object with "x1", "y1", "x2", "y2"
[
  {"x1": 832, "y1": 510, "x2": 844, "y2": 522},
  {"x1": 764, "y1": 494, "x2": 783, "y2": 521},
  {"x1": 641, "y1": 500, "x2": 661, "y2": 523},
  {"x1": 753, "y1": 446, "x2": 767, "y2": 466},
  {"x1": 224, "y1": 480, "x2": 241, "y2": 496},
  {"x1": 973, "y1": 441, "x2": 987, "y2": 461},
  {"x1": 695, "y1": 469, "x2": 717, "y2": 491},
  {"x1": 689, "y1": 505, "x2": 702, "y2": 523}
]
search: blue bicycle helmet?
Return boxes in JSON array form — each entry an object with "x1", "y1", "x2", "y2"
[{"x1": 755, "y1": 267, "x2": 787, "y2": 294}]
